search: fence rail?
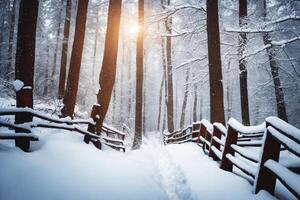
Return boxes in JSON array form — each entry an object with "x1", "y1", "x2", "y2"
[
  {"x1": 163, "y1": 116, "x2": 300, "y2": 199},
  {"x1": 0, "y1": 106, "x2": 126, "y2": 152}
]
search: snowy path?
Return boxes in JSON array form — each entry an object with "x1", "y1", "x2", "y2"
[{"x1": 0, "y1": 130, "x2": 276, "y2": 200}]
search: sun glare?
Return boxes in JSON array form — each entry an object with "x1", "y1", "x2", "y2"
[{"x1": 128, "y1": 23, "x2": 139, "y2": 35}]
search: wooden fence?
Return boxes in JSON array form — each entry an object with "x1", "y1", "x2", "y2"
[
  {"x1": 0, "y1": 105, "x2": 126, "y2": 152},
  {"x1": 163, "y1": 117, "x2": 300, "y2": 199}
]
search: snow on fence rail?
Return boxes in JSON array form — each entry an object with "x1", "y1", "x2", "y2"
[
  {"x1": 0, "y1": 105, "x2": 126, "y2": 152},
  {"x1": 163, "y1": 116, "x2": 300, "y2": 199},
  {"x1": 254, "y1": 117, "x2": 300, "y2": 199}
]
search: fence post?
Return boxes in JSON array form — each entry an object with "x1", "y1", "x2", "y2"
[
  {"x1": 192, "y1": 123, "x2": 200, "y2": 139},
  {"x1": 197, "y1": 124, "x2": 206, "y2": 145},
  {"x1": 204, "y1": 130, "x2": 211, "y2": 150},
  {"x1": 220, "y1": 126, "x2": 238, "y2": 171},
  {"x1": 208, "y1": 125, "x2": 222, "y2": 160},
  {"x1": 15, "y1": 88, "x2": 33, "y2": 152},
  {"x1": 254, "y1": 123, "x2": 281, "y2": 195},
  {"x1": 84, "y1": 104, "x2": 100, "y2": 144}
]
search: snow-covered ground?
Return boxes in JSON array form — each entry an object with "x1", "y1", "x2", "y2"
[{"x1": 0, "y1": 127, "x2": 280, "y2": 200}]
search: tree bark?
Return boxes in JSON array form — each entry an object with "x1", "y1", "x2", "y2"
[
  {"x1": 15, "y1": 0, "x2": 39, "y2": 151},
  {"x1": 58, "y1": 0, "x2": 72, "y2": 99},
  {"x1": 206, "y1": 0, "x2": 225, "y2": 124},
  {"x1": 157, "y1": 72, "x2": 164, "y2": 131},
  {"x1": 51, "y1": 0, "x2": 64, "y2": 91},
  {"x1": 142, "y1": 61, "x2": 146, "y2": 134},
  {"x1": 92, "y1": 11, "x2": 100, "y2": 86},
  {"x1": 93, "y1": 0, "x2": 122, "y2": 132},
  {"x1": 158, "y1": 37, "x2": 167, "y2": 131},
  {"x1": 166, "y1": 16, "x2": 174, "y2": 132},
  {"x1": 61, "y1": 0, "x2": 89, "y2": 117},
  {"x1": 193, "y1": 83, "x2": 198, "y2": 122},
  {"x1": 180, "y1": 69, "x2": 190, "y2": 127},
  {"x1": 239, "y1": 0, "x2": 250, "y2": 125},
  {"x1": 262, "y1": 0, "x2": 288, "y2": 122},
  {"x1": 43, "y1": 45, "x2": 50, "y2": 96},
  {"x1": 132, "y1": 0, "x2": 144, "y2": 149},
  {"x1": 7, "y1": 0, "x2": 17, "y2": 80}
]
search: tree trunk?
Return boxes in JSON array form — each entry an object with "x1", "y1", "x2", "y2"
[
  {"x1": 61, "y1": 0, "x2": 89, "y2": 117},
  {"x1": 166, "y1": 16, "x2": 174, "y2": 132},
  {"x1": 206, "y1": 0, "x2": 225, "y2": 124},
  {"x1": 239, "y1": 0, "x2": 250, "y2": 125},
  {"x1": 132, "y1": 0, "x2": 144, "y2": 149},
  {"x1": 180, "y1": 69, "x2": 190, "y2": 127},
  {"x1": 7, "y1": 0, "x2": 17, "y2": 80},
  {"x1": 15, "y1": 0, "x2": 39, "y2": 151},
  {"x1": 142, "y1": 62, "x2": 146, "y2": 134},
  {"x1": 157, "y1": 73, "x2": 164, "y2": 131},
  {"x1": 157, "y1": 37, "x2": 167, "y2": 131},
  {"x1": 51, "y1": 0, "x2": 64, "y2": 91},
  {"x1": 92, "y1": 11, "x2": 100, "y2": 86},
  {"x1": 262, "y1": 0, "x2": 288, "y2": 122},
  {"x1": 226, "y1": 61, "x2": 232, "y2": 121},
  {"x1": 128, "y1": 48, "x2": 132, "y2": 117},
  {"x1": 58, "y1": 0, "x2": 72, "y2": 99},
  {"x1": 43, "y1": 45, "x2": 50, "y2": 96},
  {"x1": 193, "y1": 83, "x2": 198, "y2": 122},
  {"x1": 93, "y1": 0, "x2": 122, "y2": 132}
]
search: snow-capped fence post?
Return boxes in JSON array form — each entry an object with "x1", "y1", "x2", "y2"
[
  {"x1": 208, "y1": 125, "x2": 222, "y2": 161},
  {"x1": 84, "y1": 104, "x2": 100, "y2": 144},
  {"x1": 220, "y1": 126, "x2": 238, "y2": 171},
  {"x1": 254, "y1": 122, "x2": 280, "y2": 195},
  {"x1": 197, "y1": 124, "x2": 207, "y2": 149},
  {"x1": 15, "y1": 88, "x2": 33, "y2": 152}
]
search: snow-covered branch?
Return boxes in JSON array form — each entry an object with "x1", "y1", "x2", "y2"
[{"x1": 175, "y1": 57, "x2": 207, "y2": 69}]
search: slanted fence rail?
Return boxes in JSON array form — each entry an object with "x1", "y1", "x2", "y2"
[
  {"x1": 163, "y1": 117, "x2": 300, "y2": 199},
  {"x1": 0, "y1": 106, "x2": 126, "y2": 152}
]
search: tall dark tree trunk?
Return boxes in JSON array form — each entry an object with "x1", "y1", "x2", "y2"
[
  {"x1": 93, "y1": 0, "x2": 122, "y2": 132},
  {"x1": 61, "y1": 0, "x2": 89, "y2": 117},
  {"x1": 262, "y1": 0, "x2": 288, "y2": 122},
  {"x1": 58, "y1": 0, "x2": 72, "y2": 99},
  {"x1": 166, "y1": 16, "x2": 174, "y2": 132},
  {"x1": 7, "y1": 0, "x2": 17, "y2": 80},
  {"x1": 132, "y1": 0, "x2": 144, "y2": 149},
  {"x1": 239, "y1": 0, "x2": 250, "y2": 125},
  {"x1": 15, "y1": 0, "x2": 39, "y2": 151},
  {"x1": 180, "y1": 69, "x2": 190, "y2": 127},
  {"x1": 206, "y1": 0, "x2": 225, "y2": 124}
]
